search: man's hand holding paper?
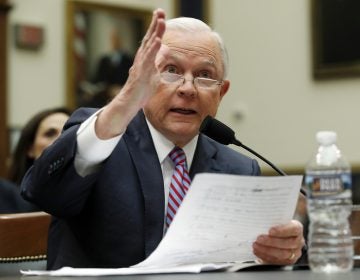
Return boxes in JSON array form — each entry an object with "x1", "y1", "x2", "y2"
[{"x1": 253, "y1": 220, "x2": 305, "y2": 265}]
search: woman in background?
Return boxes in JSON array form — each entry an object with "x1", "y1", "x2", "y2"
[{"x1": 8, "y1": 107, "x2": 71, "y2": 186}]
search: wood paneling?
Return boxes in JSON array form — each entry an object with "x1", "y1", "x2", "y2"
[{"x1": 0, "y1": 0, "x2": 11, "y2": 177}]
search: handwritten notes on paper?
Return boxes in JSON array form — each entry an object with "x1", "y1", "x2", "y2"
[
  {"x1": 135, "y1": 174, "x2": 302, "y2": 268},
  {"x1": 21, "y1": 174, "x2": 302, "y2": 276}
]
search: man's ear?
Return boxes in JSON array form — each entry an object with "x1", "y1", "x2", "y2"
[{"x1": 220, "y1": 80, "x2": 230, "y2": 99}]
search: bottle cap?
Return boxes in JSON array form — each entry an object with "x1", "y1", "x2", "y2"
[{"x1": 316, "y1": 131, "x2": 337, "y2": 146}]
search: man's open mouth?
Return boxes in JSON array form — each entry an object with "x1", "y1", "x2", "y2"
[{"x1": 170, "y1": 108, "x2": 196, "y2": 115}]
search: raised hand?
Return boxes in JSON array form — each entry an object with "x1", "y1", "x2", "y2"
[{"x1": 95, "y1": 9, "x2": 166, "y2": 139}]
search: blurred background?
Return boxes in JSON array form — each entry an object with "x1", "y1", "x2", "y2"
[{"x1": 1, "y1": 0, "x2": 360, "y2": 194}]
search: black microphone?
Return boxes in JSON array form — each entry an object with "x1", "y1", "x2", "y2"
[
  {"x1": 200, "y1": 115, "x2": 287, "y2": 176},
  {"x1": 200, "y1": 115, "x2": 308, "y2": 197}
]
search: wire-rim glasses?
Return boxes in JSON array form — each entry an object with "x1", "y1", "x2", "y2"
[{"x1": 160, "y1": 72, "x2": 223, "y2": 90}]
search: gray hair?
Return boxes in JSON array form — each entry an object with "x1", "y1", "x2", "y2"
[{"x1": 166, "y1": 17, "x2": 229, "y2": 79}]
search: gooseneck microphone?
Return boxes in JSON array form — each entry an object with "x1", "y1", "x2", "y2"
[
  {"x1": 200, "y1": 115, "x2": 307, "y2": 196},
  {"x1": 200, "y1": 115, "x2": 307, "y2": 197},
  {"x1": 200, "y1": 115, "x2": 286, "y2": 176}
]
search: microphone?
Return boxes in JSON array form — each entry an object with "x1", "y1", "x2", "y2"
[
  {"x1": 200, "y1": 115, "x2": 287, "y2": 176},
  {"x1": 200, "y1": 115, "x2": 307, "y2": 196}
]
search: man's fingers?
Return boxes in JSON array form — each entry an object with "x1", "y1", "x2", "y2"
[
  {"x1": 255, "y1": 234, "x2": 305, "y2": 250},
  {"x1": 253, "y1": 243, "x2": 301, "y2": 265},
  {"x1": 269, "y1": 220, "x2": 303, "y2": 238},
  {"x1": 252, "y1": 220, "x2": 305, "y2": 265},
  {"x1": 143, "y1": 18, "x2": 165, "y2": 58},
  {"x1": 142, "y1": 9, "x2": 165, "y2": 47},
  {"x1": 133, "y1": 9, "x2": 165, "y2": 69}
]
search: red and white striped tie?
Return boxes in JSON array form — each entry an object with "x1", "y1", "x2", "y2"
[{"x1": 166, "y1": 147, "x2": 191, "y2": 228}]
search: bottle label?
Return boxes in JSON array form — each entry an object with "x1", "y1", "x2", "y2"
[{"x1": 306, "y1": 173, "x2": 351, "y2": 198}]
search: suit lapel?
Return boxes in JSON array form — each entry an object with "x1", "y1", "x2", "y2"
[
  {"x1": 123, "y1": 111, "x2": 164, "y2": 257},
  {"x1": 190, "y1": 134, "x2": 226, "y2": 179},
  {"x1": 123, "y1": 118, "x2": 227, "y2": 257}
]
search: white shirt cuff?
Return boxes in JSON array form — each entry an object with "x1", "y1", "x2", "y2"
[{"x1": 74, "y1": 109, "x2": 122, "y2": 176}]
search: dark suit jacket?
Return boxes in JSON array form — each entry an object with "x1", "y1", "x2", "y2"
[{"x1": 21, "y1": 109, "x2": 260, "y2": 270}]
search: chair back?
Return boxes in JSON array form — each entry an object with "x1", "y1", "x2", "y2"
[{"x1": 0, "y1": 211, "x2": 51, "y2": 274}]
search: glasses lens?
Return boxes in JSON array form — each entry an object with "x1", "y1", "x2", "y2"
[
  {"x1": 161, "y1": 73, "x2": 222, "y2": 90},
  {"x1": 195, "y1": 78, "x2": 219, "y2": 89},
  {"x1": 161, "y1": 73, "x2": 182, "y2": 84}
]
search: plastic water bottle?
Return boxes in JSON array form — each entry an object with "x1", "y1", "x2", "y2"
[{"x1": 305, "y1": 131, "x2": 353, "y2": 272}]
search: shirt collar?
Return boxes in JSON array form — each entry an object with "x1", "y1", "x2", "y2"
[{"x1": 145, "y1": 118, "x2": 198, "y2": 169}]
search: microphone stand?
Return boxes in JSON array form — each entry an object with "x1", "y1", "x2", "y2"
[
  {"x1": 200, "y1": 115, "x2": 306, "y2": 196},
  {"x1": 232, "y1": 139, "x2": 286, "y2": 176}
]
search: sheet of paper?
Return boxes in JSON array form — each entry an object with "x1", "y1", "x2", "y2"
[
  {"x1": 21, "y1": 263, "x2": 232, "y2": 276},
  {"x1": 21, "y1": 173, "x2": 302, "y2": 276},
  {"x1": 135, "y1": 174, "x2": 302, "y2": 268}
]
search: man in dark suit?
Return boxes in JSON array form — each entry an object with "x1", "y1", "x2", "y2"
[
  {"x1": 92, "y1": 26, "x2": 133, "y2": 87},
  {"x1": 79, "y1": 28, "x2": 133, "y2": 108},
  {"x1": 21, "y1": 9, "x2": 304, "y2": 270},
  {"x1": 92, "y1": 48, "x2": 133, "y2": 87}
]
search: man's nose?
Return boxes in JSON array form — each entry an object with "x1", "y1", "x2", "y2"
[{"x1": 177, "y1": 75, "x2": 197, "y2": 96}]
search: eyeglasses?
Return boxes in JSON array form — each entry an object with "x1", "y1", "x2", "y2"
[{"x1": 160, "y1": 72, "x2": 223, "y2": 90}]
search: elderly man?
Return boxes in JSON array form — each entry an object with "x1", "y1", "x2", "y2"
[{"x1": 21, "y1": 9, "x2": 304, "y2": 270}]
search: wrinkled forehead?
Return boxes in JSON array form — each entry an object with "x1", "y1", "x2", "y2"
[{"x1": 161, "y1": 30, "x2": 224, "y2": 73}]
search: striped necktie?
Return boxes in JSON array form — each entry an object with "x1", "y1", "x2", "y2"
[{"x1": 166, "y1": 146, "x2": 191, "y2": 228}]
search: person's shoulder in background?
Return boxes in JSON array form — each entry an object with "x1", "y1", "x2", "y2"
[{"x1": 0, "y1": 178, "x2": 39, "y2": 213}]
